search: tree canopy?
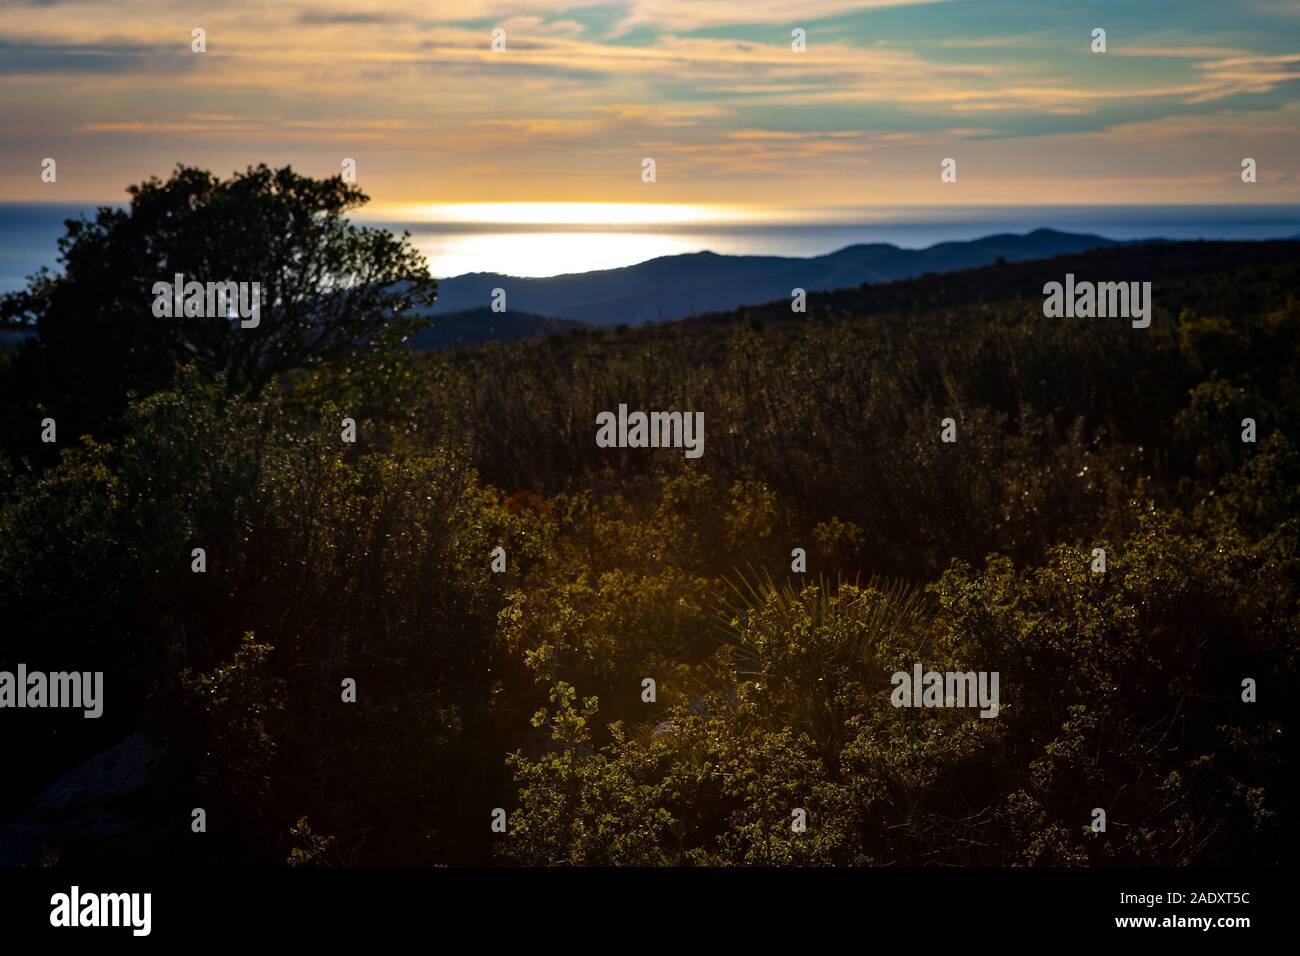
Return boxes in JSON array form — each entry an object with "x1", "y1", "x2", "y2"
[{"x1": 0, "y1": 164, "x2": 435, "y2": 458}]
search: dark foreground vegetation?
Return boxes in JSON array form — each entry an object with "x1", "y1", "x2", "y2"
[{"x1": 1, "y1": 167, "x2": 1296, "y2": 866}]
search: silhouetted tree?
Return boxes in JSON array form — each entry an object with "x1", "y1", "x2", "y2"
[{"x1": 0, "y1": 164, "x2": 435, "y2": 456}]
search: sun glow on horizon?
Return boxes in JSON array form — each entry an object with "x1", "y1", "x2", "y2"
[{"x1": 372, "y1": 202, "x2": 766, "y2": 226}]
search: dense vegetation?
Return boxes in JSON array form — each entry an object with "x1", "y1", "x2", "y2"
[{"x1": 1, "y1": 167, "x2": 1296, "y2": 866}]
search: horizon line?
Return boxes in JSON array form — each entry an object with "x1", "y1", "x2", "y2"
[{"x1": 4, "y1": 199, "x2": 1300, "y2": 230}]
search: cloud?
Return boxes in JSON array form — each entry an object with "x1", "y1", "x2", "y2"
[
  {"x1": 616, "y1": 0, "x2": 950, "y2": 31},
  {"x1": 0, "y1": 38, "x2": 188, "y2": 74},
  {"x1": 296, "y1": 11, "x2": 405, "y2": 25},
  {"x1": 1112, "y1": 45, "x2": 1250, "y2": 58},
  {"x1": 938, "y1": 36, "x2": 1048, "y2": 49},
  {"x1": 1189, "y1": 52, "x2": 1300, "y2": 102},
  {"x1": 466, "y1": 117, "x2": 600, "y2": 137},
  {"x1": 1, "y1": 0, "x2": 1297, "y2": 205}
]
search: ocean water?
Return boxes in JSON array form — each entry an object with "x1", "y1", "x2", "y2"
[{"x1": 3, "y1": 203, "x2": 1299, "y2": 293}]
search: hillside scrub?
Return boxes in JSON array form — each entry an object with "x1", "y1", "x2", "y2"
[{"x1": 1, "y1": 173, "x2": 1295, "y2": 865}]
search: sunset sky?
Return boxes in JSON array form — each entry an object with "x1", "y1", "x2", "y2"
[{"x1": 2, "y1": 0, "x2": 1299, "y2": 218}]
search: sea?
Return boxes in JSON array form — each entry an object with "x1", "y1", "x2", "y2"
[{"x1": 3, "y1": 203, "x2": 1299, "y2": 294}]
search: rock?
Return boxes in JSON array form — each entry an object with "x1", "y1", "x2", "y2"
[
  {"x1": 651, "y1": 720, "x2": 676, "y2": 740},
  {"x1": 55, "y1": 808, "x2": 136, "y2": 846},
  {"x1": 0, "y1": 820, "x2": 56, "y2": 867},
  {"x1": 33, "y1": 732, "x2": 165, "y2": 818}
]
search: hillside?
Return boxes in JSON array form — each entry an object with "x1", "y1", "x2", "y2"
[
  {"x1": 3, "y1": 230, "x2": 1296, "y2": 870},
  {"x1": 445, "y1": 238, "x2": 1300, "y2": 365},
  {"x1": 408, "y1": 307, "x2": 582, "y2": 349},
  {"x1": 431, "y1": 228, "x2": 1128, "y2": 325},
  {"x1": 693, "y1": 237, "x2": 1300, "y2": 328}
]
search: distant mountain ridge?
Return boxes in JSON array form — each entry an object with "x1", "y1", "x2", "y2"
[
  {"x1": 430, "y1": 228, "x2": 1136, "y2": 326},
  {"x1": 687, "y1": 237, "x2": 1300, "y2": 329}
]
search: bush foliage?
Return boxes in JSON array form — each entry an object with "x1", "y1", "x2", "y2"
[{"x1": 1, "y1": 170, "x2": 1296, "y2": 865}]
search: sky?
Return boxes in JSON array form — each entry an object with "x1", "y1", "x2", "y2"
[{"x1": 1, "y1": 0, "x2": 1299, "y2": 220}]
